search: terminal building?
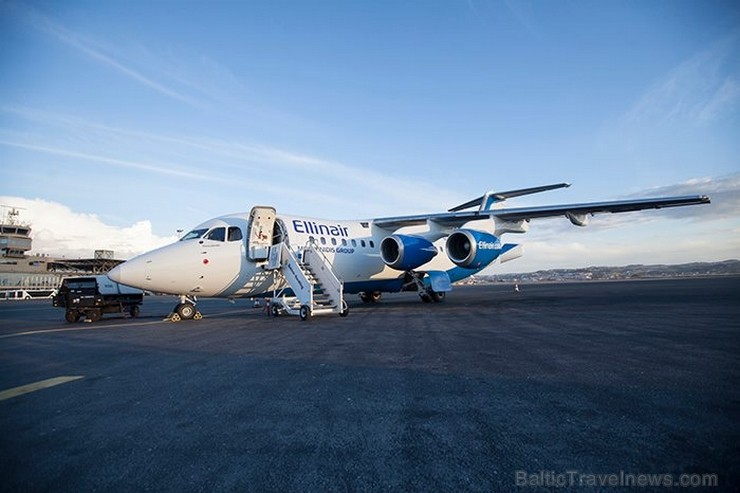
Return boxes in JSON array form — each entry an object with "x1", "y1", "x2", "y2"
[{"x1": 0, "y1": 207, "x2": 124, "y2": 299}]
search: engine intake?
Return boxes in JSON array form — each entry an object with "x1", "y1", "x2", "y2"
[
  {"x1": 380, "y1": 235, "x2": 438, "y2": 271},
  {"x1": 446, "y1": 229, "x2": 502, "y2": 269}
]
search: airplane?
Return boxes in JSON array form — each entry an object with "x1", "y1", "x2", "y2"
[{"x1": 107, "y1": 183, "x2": 710, "y2": 321}]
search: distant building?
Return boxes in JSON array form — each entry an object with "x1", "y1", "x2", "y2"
[{"x1": 0, "y1": 206, "x2": 125, "y2": 298}]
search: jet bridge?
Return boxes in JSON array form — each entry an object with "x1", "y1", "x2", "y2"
[{"x1": 267, "y1": 241, "x2": 348, "y2": 320}]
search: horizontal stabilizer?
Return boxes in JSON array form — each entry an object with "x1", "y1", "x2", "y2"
[{"x1": 449, "y1": 183, "x2": 571, "y2": 212}]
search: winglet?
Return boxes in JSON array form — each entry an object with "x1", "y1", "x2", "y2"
[{"x1": 448, "y1": 183, "x2": 571, "y2": 212}]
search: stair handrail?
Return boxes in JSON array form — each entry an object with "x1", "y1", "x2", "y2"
[
  {"x1": 280, "y1": 242, "x2": 313, "y2": 307},
  {"x1": 302, "y1": 241, "x2": 343, "y2": 308},
  {"x1": 302, "y1": 237, "x2": 339, "y2": 272}
]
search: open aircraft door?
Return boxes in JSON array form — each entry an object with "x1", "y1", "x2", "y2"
[{"x1": 248, "y1": 206, "x2": 276, "y2": 261}]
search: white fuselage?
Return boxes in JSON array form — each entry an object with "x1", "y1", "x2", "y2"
[{"x1": 108, "y1": 212, "x2": 497, "y2": 298}]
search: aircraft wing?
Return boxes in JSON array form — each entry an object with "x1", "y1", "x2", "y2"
[
  {"x1": 490, "y1": 195, "x2": 711, "y2": 222},
  {"x1": 372, "y1": 194, "x2": 711, "y2": 230}
]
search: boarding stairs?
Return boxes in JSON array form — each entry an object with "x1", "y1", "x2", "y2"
[{"x1": 267, "y1": 241, "x2": 348, "y2": 320}]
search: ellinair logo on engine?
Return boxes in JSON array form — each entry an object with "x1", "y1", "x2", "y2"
[
  {"x1": 292, "y1": 220, "x2": 350, "y2": 237},
  {"x1": 477, "y1": 240, "x2": 501, "y2": 250}
]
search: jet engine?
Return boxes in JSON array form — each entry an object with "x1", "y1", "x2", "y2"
[
  {"x1": 380, "y1": 235, "x2": 438, "y2": 271},
  {"x1": 445, "y1": 229, "x2": 503, "y2": 269}
]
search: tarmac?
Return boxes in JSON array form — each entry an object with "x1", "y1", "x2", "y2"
[{"x1": 0, "y1": 277, "x2": 738, "y2": 492}]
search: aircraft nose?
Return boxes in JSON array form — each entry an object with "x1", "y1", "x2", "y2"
[
  {"x1": 107, "y1": 255, "x2": 148, "y2": 289},
  {"x1": 107, "y1": 263, "x2": 124, "y2": 283}
]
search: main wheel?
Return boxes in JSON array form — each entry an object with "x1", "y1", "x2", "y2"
[
  {"x1": 359, "y1": 292, "x2": 371, "y2": 303},
  {"x1": 65, "y1": 309, "x2": 80, "y2": 323},
  {"x1": 299, "y1": 305, "x2": 311, "y2": 321},
  {"x1": 176, "y1": 303, "x2": 196, "y2": 320},
  {"x1": 431, "y1": 291, "x2": 446, "y2": 303},
  {"x1": 271, "y1": 304, "x2": 281, "y2": 317},
  {"x1": 87, "y1": 309, "x2": 102, "y2": 322},
  {"x1": 420, "y1": 292, "x2": 432, "y2": 303},
  {"x1": 371, "y1": 291, "x2": 382, "y2": 303},
  {"x1": 129, "y1": 305, "x2": 140, "y2": 318}
]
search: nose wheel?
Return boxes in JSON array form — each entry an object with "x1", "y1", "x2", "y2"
[{"x1": 168, "y1": 297, "x2": 202, "y2": 322}]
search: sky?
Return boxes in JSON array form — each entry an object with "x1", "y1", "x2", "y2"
[{"x1": 1, "y1": 0, "x2": 739, "y2": 274}]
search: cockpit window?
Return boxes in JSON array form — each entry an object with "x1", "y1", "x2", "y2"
[
  {"x1": 180, "y1": 228, "x2": 208, "y2": 241},
  {"x1": 228, "y1": 227, "x2": 243, "y2": 242},
  {"x1": 205, "y1": 227, "x2": 226, "y2": 242}
]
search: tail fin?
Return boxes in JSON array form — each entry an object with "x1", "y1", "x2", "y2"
[{"x1": 448, "y1": 183, "x2": 571, "y2": 212}]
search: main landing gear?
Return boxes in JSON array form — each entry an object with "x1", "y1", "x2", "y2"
[
  {"x1": 406, "y1": 271, "x2": 446, "y2": 304},
  {"x1": 359, "y1": 288, "x2": 445, "y2": 304},
  {"x1": 168, "y1": 295, "x2": 203, "y2": 322},
  {"x1": 420, "y1": 289, "x2": 445, "y2": 303},
  {"x1": 359, "y1": 291, "x2": 383, "y2": 303}
]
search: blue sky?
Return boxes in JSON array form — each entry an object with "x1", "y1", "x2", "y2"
[{"x1": 1, "y1": 0, "x2": 738, "y2": 272}]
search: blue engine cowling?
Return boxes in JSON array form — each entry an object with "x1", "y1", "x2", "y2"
[
  {"x1": 446, "y1": 229, "x2": 502, "y2": 269},
  {"x1": 380, "y1": 235, "x2": 438, "y2": 271}
]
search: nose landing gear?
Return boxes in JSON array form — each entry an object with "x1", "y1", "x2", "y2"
[{"x1": 167, "y1": 296, "x2": 203, "y2": 322}]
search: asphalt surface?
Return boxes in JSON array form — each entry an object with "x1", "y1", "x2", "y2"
[{"x1": 0, "y1": 277, "x2": 738, "y2": 492}]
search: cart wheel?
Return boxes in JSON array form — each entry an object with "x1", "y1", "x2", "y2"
[
  {"x1": 339, "y1": 300, "x2": 349, "y2": 317},
  {"x1": 299, "y1": 305, "x2": 310, "y2": 321},
  {"x1": 130, "y1": 305, "x2": 140, "y2": 318},
  {"x1": 87, "y1": 309, "x2": 102, "y2": 322},
  {"x1": 65, "y1": 309, "x2": 80, "y2": 323},
  {"x1": 271, "y1": 304, "x2": 281, "y2": 317}
]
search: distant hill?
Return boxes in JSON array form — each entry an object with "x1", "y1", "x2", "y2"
[{"x1": 481, "y1": 260, "x2": 740, "y2": 283}]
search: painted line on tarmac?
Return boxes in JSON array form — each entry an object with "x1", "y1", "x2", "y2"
[
  {"x1": 0, "y1": 309, "x2": 257, "y2": 339},
  {"x1": 0, "y1": 320, "x2": 167, "y2": 339},
  {"x1": 0, "y1": 376, "x2": 84, "y2": 402}
]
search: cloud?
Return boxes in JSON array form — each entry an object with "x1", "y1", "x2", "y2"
[
  {"x1": 26, "y1": 11, "x2": 203, "y2": 108},
  {"x1": 0, "y1": 138, "x2": 213, "y2": 182},
  {"x1": 0, "y1": 107, "x2": 463, "y2": 217},
  {"x1": 502, "y1": 0, "x2": 542, "y2": 38},
  {"x1": 625, "y1": 173, "x2": 740, "y2": 222},
  {"x1": 622, "y1": 32, "x2": 740, "y2": 127},
  {"x1": 19, "y1": 7, "x2": 262, "y2": 114},
  {"x1": 0, "y1": 197, "x2": 177, "y2": 259}
]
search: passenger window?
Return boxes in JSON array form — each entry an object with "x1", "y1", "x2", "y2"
[
  {"x1": 361, "y1": 240, "x2": 366, "y2": 247},
  {"x1": 228, "y1": 227, "x2": 243, "y2": 242},
  {"x1": 369, "y1": 240, "x2": 375, "y2": 248},
  {"x1": 331, "y1": 238, "x2": 337, "y2": 246},
  {"x1": 320, "y1": 237, "x2": 326, "y2": 245},
  {"x1": 351, "y1": 239, "x2": 357, "y2": 247},
  {"x1": 341, "y1": 239, "x2": 347, "y2": 246},
  {"x1": 206, "y1": 227, "x2": 226, "y2": 242}
]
